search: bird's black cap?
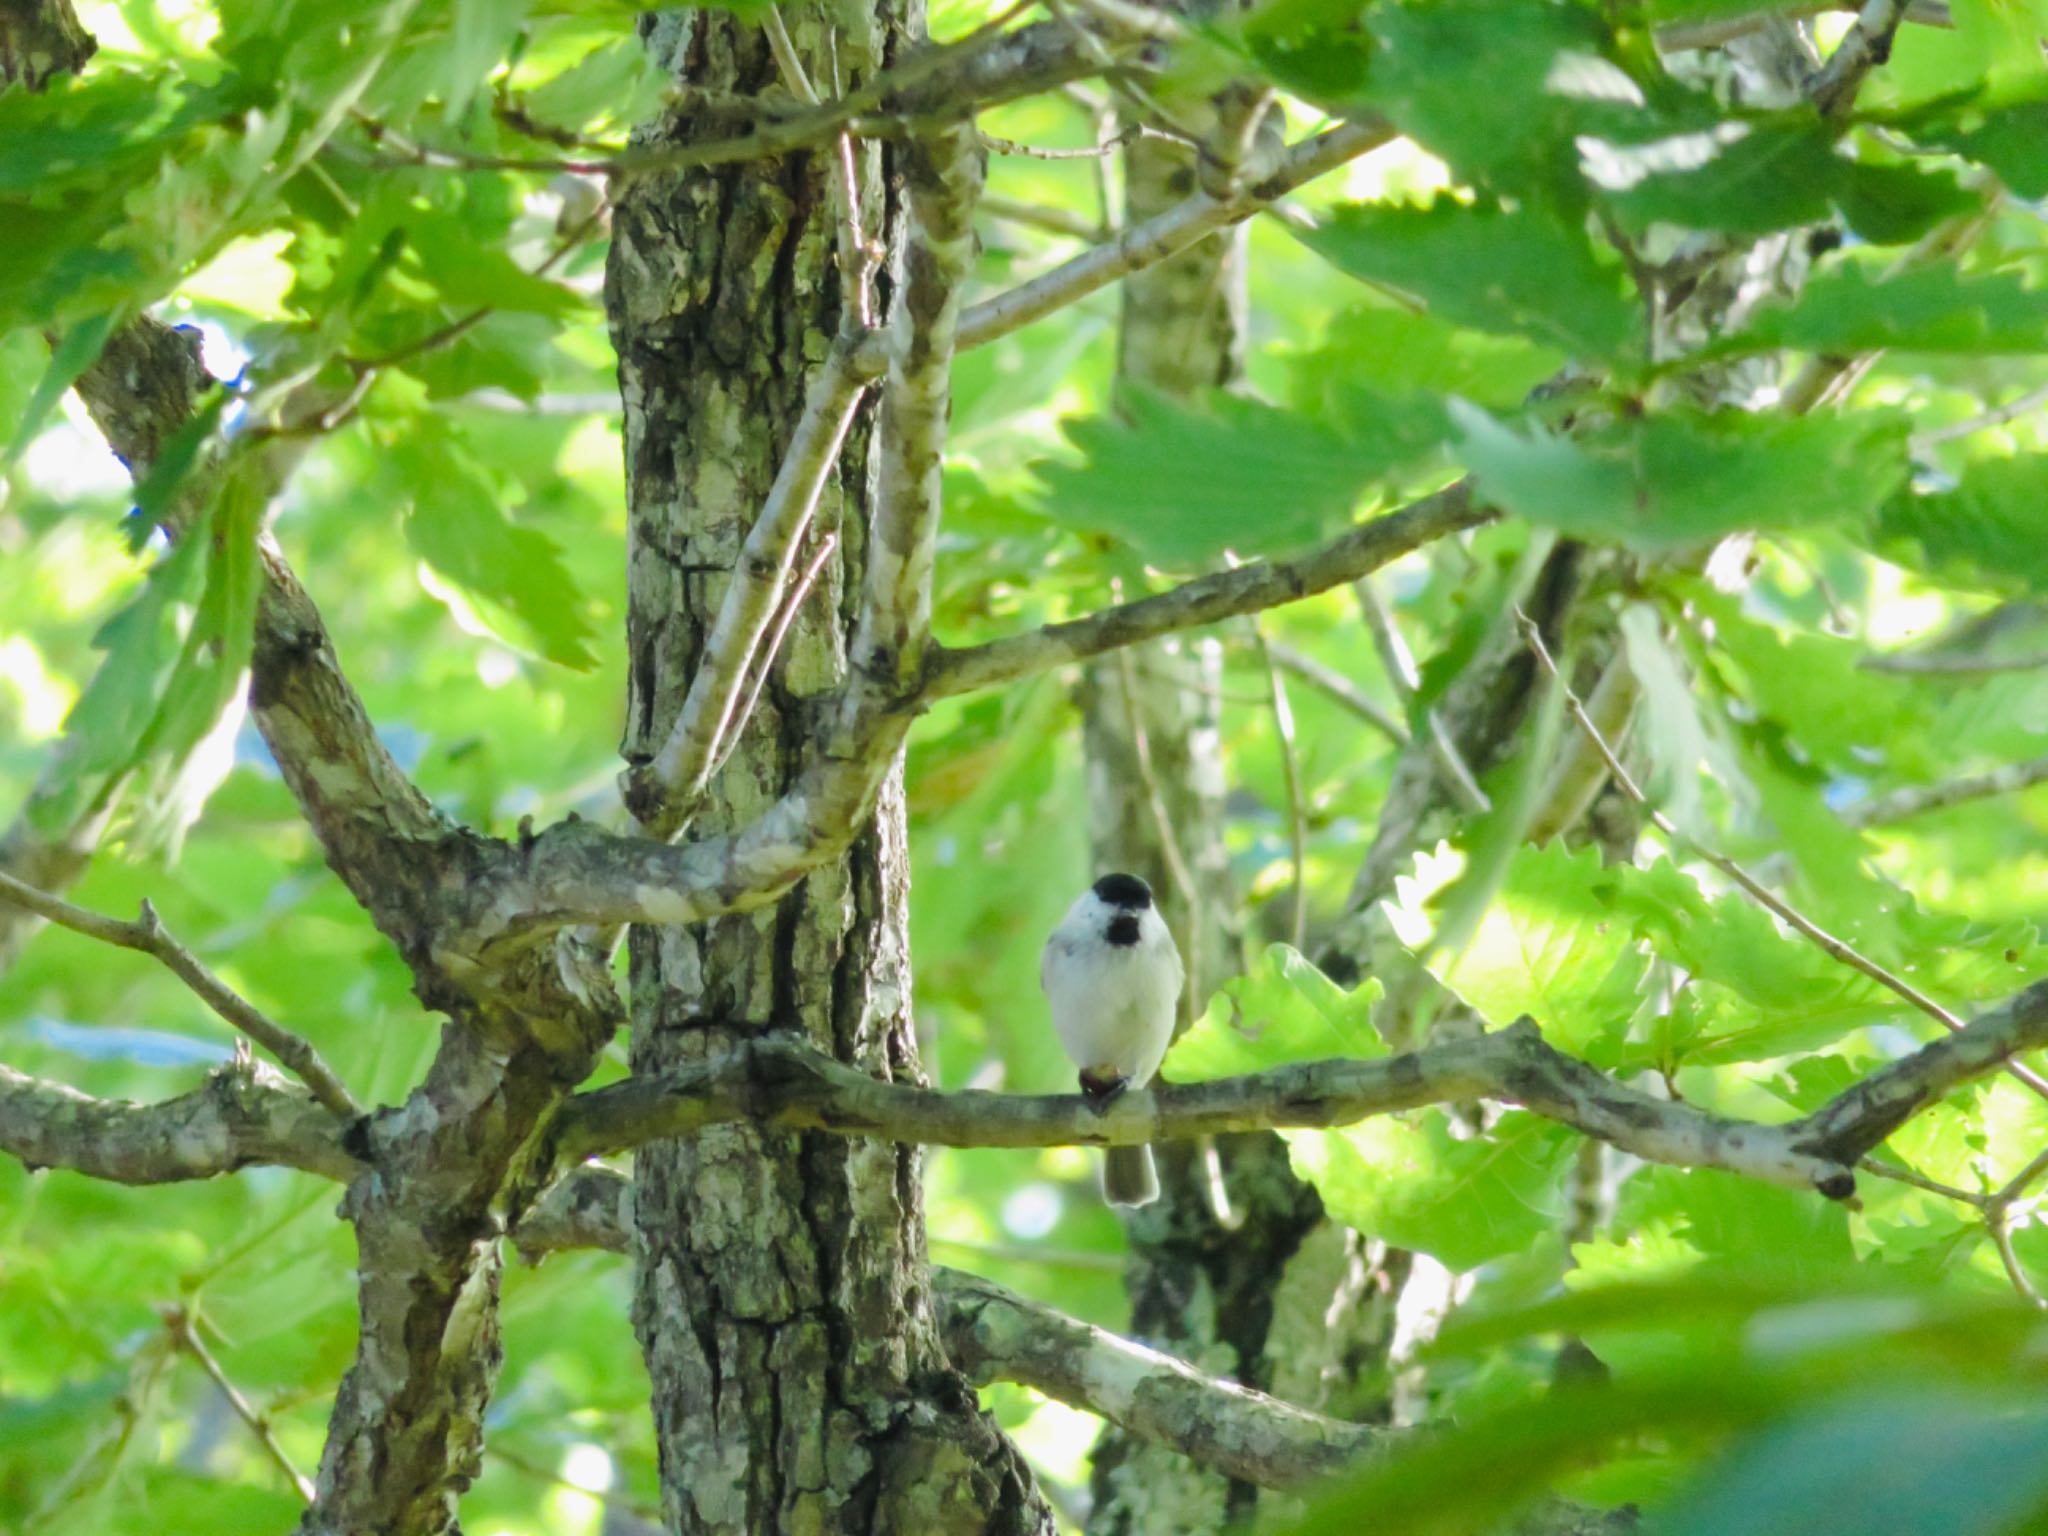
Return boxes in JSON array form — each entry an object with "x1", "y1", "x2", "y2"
[{"x1": 1092, "y1": 873, "x2": 1153, "y2": 910}]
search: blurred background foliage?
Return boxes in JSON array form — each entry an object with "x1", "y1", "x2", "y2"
[{"x1": 3, "y1": 0, "x2": 2048, "y2": 1531}]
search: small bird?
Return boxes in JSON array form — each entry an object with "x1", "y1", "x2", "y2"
[{"x1": 1040, "y1": 873, "x2": 1185, "y2": 1207}]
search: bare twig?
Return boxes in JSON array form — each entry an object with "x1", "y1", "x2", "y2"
[
  {"x1": 1911, "y1": 379, "x2": 2048, "y2": 449},
  {"x1": 980, "y1": 125, "x2": 1136, "y2": 159},
  {"x1": 764, "y1": 4, "x2": 878, "y2": 326},
  {"x1": 1425, "y1": 709, "x2": 1492, "y2": 816},
  {"x1": 1253, "y1": 625, "x2": 1309, "y2": 950},
  {"x1": 0, "y1": 871, "x2": 358, "y2": 1118},
  {"x1": 1861, "y1": 649, "x2": 2048, "y2": 677},
  {"x1": 936, "y1": 1268, "x2": 1387, "y2": 1487},
  {"x1": 943, "y1": 116, "x2": 1394, "y2": 359},
  {"x1": 631, "y1": 342, "x2": 870, "y2": 834},
  {"x1": 925, "y1": 481, "x2": 1490, "y2": 701},
  {"x1": 1263, "y1": 640, "x2": 1410, "y2": 747},
  {"x1": 981, "y1": 194, "x2": 1106, "y2": 242},
  {"x1": 163, "y1": 1306, "x2": 317, "y2": 1501},
  {"x1": 1991, "y1": 1210, "x2": 2047, "y2": 1308},
  {"x1": 1845, "y1": 754, "x2": 2048, "y2": 827},
  {"x1": 1856, "y1": 1155, "x2": 1989, "y2": 1209},
  {"x1": 1515, "y1": 611, "x2": 2048, "y2": 1104},
  {"x1": 1355, "y1": 575, "x2": 1420, "y2": 695},
  {"x1": 710, "y1": 532, "x2": 840, "y2": 781}
]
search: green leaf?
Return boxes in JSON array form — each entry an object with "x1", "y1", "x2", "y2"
[
  {"x1": 1033, "y1": 385, "x2": 1445, "y2": 568},
  {"x1": 1388, "y1": 841, "x2": 1647, "y2": 1062},
  {"x1": 1601, "y1": 122, "x2": 1978, "y2": 244},
  {"x1": 398, "y1": 424, "x2": 602, "y2": 670},
  {"x1": 1451, "y1": 403, "x2": 1909, "y2": 551},
  {"x1": 1899, "y1": 89, "x2": 2048, "y2": 197},
  {"x1": 1169, "y1": 944, "x2": 1385, "y2": 1080},
  {"x1": 1718, "y1": 262, "x2": 2048, "y2": 359},
  {"x1": 1876, "y1": 456, "x2": 2048, "y2": 595},
  {"x1": 1656, "y1": 1396, "x2": 2048, "y2": 1536},
  {"x1": 7, "y1": 314, "x2": 116, "y2": 464},
  {"x1": 1292, "y1": 1110, "x2": 1578, "y2": 1271},
  {"x1": 1293, "y1": 198, "x2": 1644, "y2": 365}
]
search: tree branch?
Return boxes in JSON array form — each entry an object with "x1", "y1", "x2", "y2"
[
  {"x1": 848, "y1": 124, "x2": 983, "y2": 698},
  {"x1": 924, "y1": 481, "x2": 1491, "y2": 701},
  {"x1": 544, "y1": 982, "x2": 2048, "y2": 1196},
  {"x1": 0, "y1": 871, "x2": 358, "y2": 1117},
  {"x1": 1860, "y1": 649, "x2": 2048, "y2": 677},
  {"x1": 0, "y1": 1057, "x2": 360, "y2": 1184},
  {"x1": 1844, "y1": 754, "x2": 2048, "y2": 827},
  {"x1": 1811, "y1": 0, "x2": 1913, "y2": 117},
  {"x1": 941, "y1": 117, "x2": 1393, "y2": 361},
  {"x1": 934, "y1": 1267, "x2": 1389, "y2": 1489},
  {"x1": 628, "y1": 340, "x2": 873, "y2": 835},
  {"x1": 1263, "y1": 640, "x2": 1410, "y2": 747}
]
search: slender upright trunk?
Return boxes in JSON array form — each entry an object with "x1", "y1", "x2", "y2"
[
  {"x1": 608, "y1": 12, "x2": 1049, "y2": 1534},
  {"x1": 1082, "y1": 112, "x2": 1394, "y2": 1536}
]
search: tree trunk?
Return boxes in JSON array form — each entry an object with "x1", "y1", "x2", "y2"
[
  {"x1": 607, "y1": 12, "x2": 1050, "y2": 1534},
  {"x1": 1082, "y1": 113, "x2": 1396, "y2": 1535}
]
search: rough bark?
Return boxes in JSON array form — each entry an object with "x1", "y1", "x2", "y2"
[{"x1": 607, "y1": 12, "x2": 1048, "y2": 1534}]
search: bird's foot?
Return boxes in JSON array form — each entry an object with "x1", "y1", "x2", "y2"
[{"x1": 1079, "y1": 1070, "x2": 1129, "y2": 1111}]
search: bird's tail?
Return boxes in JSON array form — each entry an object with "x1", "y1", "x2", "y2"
[{"x1": 1102, "y1": 1143, "x2": 1160, "y2": 1207}]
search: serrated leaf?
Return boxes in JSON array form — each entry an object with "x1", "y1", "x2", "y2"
[
  {"x1": 1034, "y1": 385, "x2": 1445, "y2": 568},
  {"x1": 1293, "y1": 198, "x2": 1644, "y2": 365},
  {"x1": 1599, "y1": 121, "x2": 1978, "y2": 244},
  {"x1": 1390, "y1": 841, "x2": 1647, "y2": 1062},
  {"x1": 7, "y1": 313, "x2": 115, "y2": 464},
  {"x1": 1899, "y1": 90, "x2": 2048, "y2": 197},
  {"x1": 1719, "y1": 263, "x2": 2048, "y2": 359},
  {"x1": 1876, "y1": 455, "x2": 2048, "y2": 595},
  {"x1": 1451, "y1": 402, "x2": 1908, "y2": 551},
  {"x1": 1291, "y1": 1110, "x2": 1578, "y2": 1271},
  {"x1": 399, "y1": 425, "x2": 601, "y2": 670},
  {"x1": 1169, "y1": 944, "x2": 1385, "y2": 1080}
]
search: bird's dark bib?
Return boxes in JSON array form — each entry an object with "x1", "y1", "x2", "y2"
[{"x1": 1104, "y1": 913, "x2": 1141, "y2": 947}]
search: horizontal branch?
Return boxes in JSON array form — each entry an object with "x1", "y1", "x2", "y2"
[
  {"x1": 509, "y1": 1166, "x2": 1384, "y2": 1490},
  {"x1": 0, "y1": 871, "x2": 358, "y2": 1117},
  {"x1": 1845, "y1": 754, "x2": 2048, "y2": 827},
  {"x1": 545, "y1": 980, "x2": 2048, "y2": 1198},
  {"x1": 923, "y1": 480, "x2": 1491, "y2": 701},
  {"x1": 0, "y1": 1057, "x2": 360, "y2": 1185},
  {"x1": 934, "y1": 1267, "x2": 1387, "y2": 1488}
]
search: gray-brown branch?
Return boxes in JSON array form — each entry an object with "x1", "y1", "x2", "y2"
[{"x1": 547, "y1": 980, "x2": 2048, "y2": 1197}]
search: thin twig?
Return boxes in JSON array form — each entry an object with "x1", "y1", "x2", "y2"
[
  {"x1": 981, "y1": 195, "x2": 1106, "y2": 242},
  {"x1": 1861, "y1": 649, "x2": 2048, "y2": 677},
  {"x1": 345, "y1": 195, "x2": 610, "y2": 374},
  {"x1": 1990, "y1": 1210, "x2": 2047, "y2": 1308},
  {"x1": 1514, "y1": 609, "x2": 2048, "y2": 1104},
  {"x1": 710, "y1": 532, "x2": 839, "y2": 781},
  {"x1": 1262, "y1": 639, "x2": 1410, "y2": 746},
  {"x1": 1253, "y1": 624, "x2": 1309, "y2": 950},
  {"x1": 489, "y1": 1444, "x2": 664, "y2": 1523},
  {"x1": 1425, "y1": 709, "x2": 1493, "y2": 816},
  {"x1": 764, "y1": 5, "x2": 878, "y2": 326},
  {"x1": 1112, "y1": 647, "x2": 1200, "y2": 909},
  {"x1": 163, "y1": 1307, "x2": 316, "y2": 1501},
  {"x1": 1857, "y1": 1155, "x2": 1989, "y2": 1209},
  {"x1": 1992, "y1": 1143, "x2": 2048, "y2": 1212},
  {"x1": 1911, "y1": 378, "x2": 2048, "y2": 449},
  {"x1": 980, "y1": 125, "x2": 1136, "y2": 159},
  {"x1": 633, "y1": 340, "x2": 870, "y2": 833},
  {"x1": 0, "y1": 871, "x2": 358, "y2": 1118},
  {"x1": 1845, "y1": 754, "x2": 2048, "y2": 827},
  {"x1": 1355, "y1": 575, "x2": 1420, "y2": 695}
]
